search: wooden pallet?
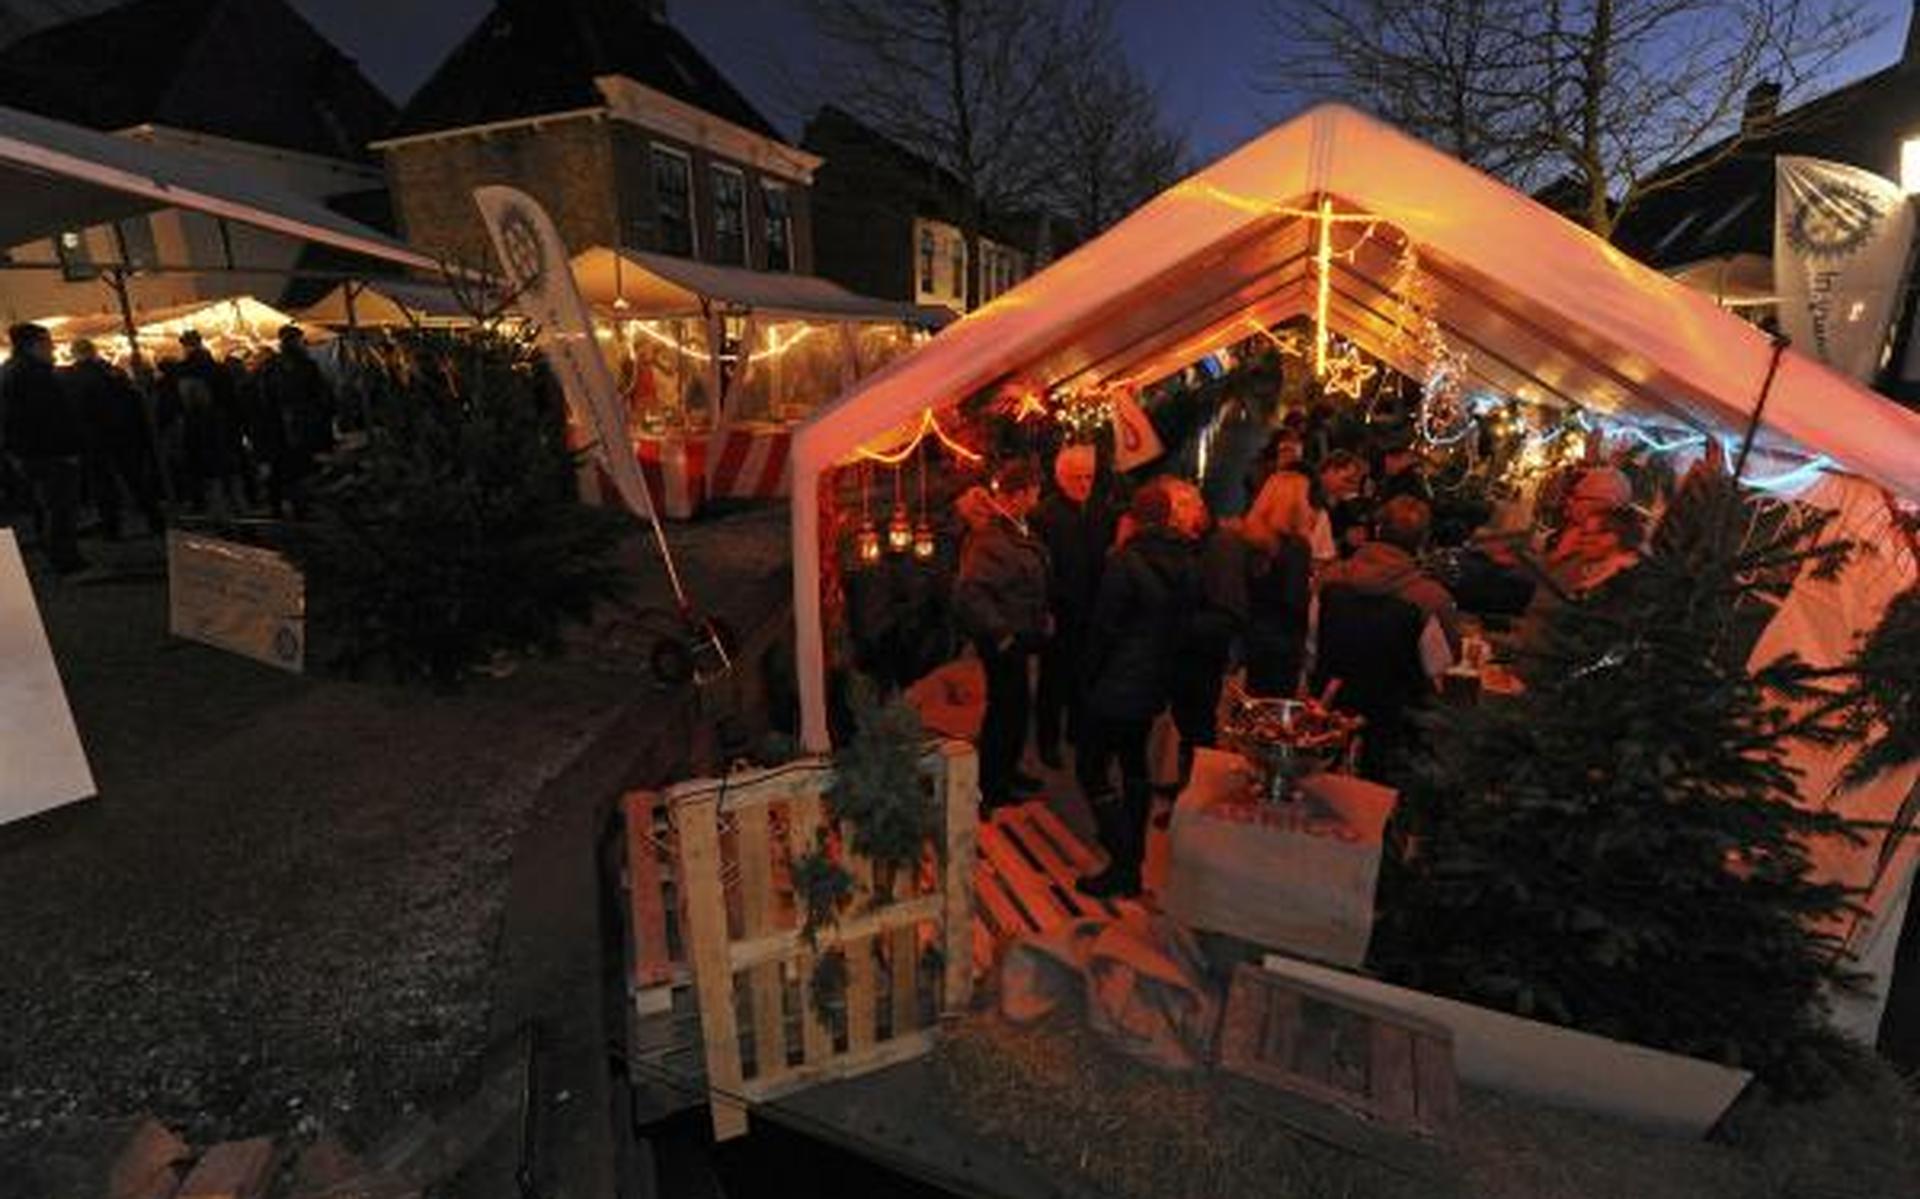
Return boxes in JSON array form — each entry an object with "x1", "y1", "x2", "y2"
[{"x1": 969, "y1": 801, "x2": 1146, "y2": 974}]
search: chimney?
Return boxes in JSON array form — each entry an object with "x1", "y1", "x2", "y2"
[{"x1": 1743, "y1": 81, "x2": 1781, "y2": 131}]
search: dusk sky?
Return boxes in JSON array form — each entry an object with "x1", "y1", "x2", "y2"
[{"x1": 291, "y1": 0, "x2": 1920, "y2": 166}]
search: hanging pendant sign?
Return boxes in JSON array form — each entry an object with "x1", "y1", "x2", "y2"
[
  {"x1": 1773, "y1": 157, "x2": 1915, "y2": 382},
  {"x1": 1110, "y1": 387, "x2": 1165, "y2": 472}
]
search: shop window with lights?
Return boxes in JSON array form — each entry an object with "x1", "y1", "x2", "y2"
[
  {"x1": 53, "y1": 229, "x2": 94, "y2": 281},
  {"x1": 762, "y1": 180, "x2": 792, "y2": 272},
  {"x1": 712, "y1": 165, "x2": 746, "y2": 266},
  {"x1": 115, "y1": 217, "x2": 158, "y2": 270},
  {"x1": 652, "y1": 145, "x2": 695, "y2": 257}
]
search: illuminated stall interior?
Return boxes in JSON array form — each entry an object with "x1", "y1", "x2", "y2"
[
  {"x1": 792, "y1": 102, "x2": 1920, "y2": 754},
  {"x1": 570, "y1": 246, "x2": 946, "y2": 438}
]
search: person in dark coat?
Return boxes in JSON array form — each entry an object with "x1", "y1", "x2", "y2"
[
  {"x1": 1030, "y1": 444, "x2": 1114, "y2": 769},
  {"x1": 256, "y1": 325, "x2": 335, "y2": 519},
  {"x1": 3, "y1": 322, "x2": 89, "y2": 572},
  {"x1": 954, "y1": 459, "x2": 1050, "y2": 812},
  {"x1": 1076, "y1": 480, "x2": 1197, "y2": 898},
  {"x1": 1314, "y1": 496, "x2": 1461, "y2": 781},
  {"x1": 62, "y1": 339, "x2": 162, "y2": 538},
  {"x1": 1239, "y1": 470, "x2": 1315, "y2": 697},
  {"x1": 1167, "y1": 479, "x2": 1245, "y2": 785},
  {"x1": 172, "y1": 329, "x2": 241, "y2": 512}
]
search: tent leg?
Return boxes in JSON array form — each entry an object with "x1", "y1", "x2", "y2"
[
  {"x1": 108, "y1": 268, "x2": 175, "y2": 508},
  {"x1": 793, "y1": 460, "x2": 829, "y2": 752}
]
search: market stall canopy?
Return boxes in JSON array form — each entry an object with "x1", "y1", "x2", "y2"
[
  {"x1": 1668, "y1": 254, "x2": 1777, "y2": 309},
  {"x1": 791, "y1": 103, "x2": 1920, "y2": 501},
  {"x1": 0, "y1": 104, "x2": 436, "y2": 272},
  {"x1": 790, "y1": 102, "x2": 1920, "y2": 751},
  {"x1": 297, "y1": 279, "x2": 475, "y2": 328},
  {"x1": 571, "y1": 246, "x2": 951, "y2": 328},
  {"x1": 49, "y1": 295, "x2": 325, "y2": 346}
]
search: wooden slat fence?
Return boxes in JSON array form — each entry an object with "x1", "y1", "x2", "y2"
[{"x1": 651, "y1": 741, "x2": 978, "y2": 1139}]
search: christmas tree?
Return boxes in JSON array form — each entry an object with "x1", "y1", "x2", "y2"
[
  {"x1": 1373, "y1": 463, "x2": 1877, "y2": 1091},
  {"x1": 287, "y1": 330, "x2": 626, "y2": 684}
]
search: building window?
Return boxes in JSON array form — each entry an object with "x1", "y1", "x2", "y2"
[
  {"x1": 712, "y1": 165, "x2": 746, "y2": 266},
  {"x1": 52, "y1": 229, "x2": 93, "y2": 281},
  {"x1": 762, "y1": 180, "x2": 792, "y2": 272},
  {"x1": 918, "y1": 226, "x2": 936, "y2": 294},
  {"x1": 114, "y1": 217, "x2": 158, "y2": 270},
  {"x1": 949, "y1": 237, "x2": 966, "y2": 300},
  {"x1": 652, "y1": 145, "x2": 694, "y2": 257}
]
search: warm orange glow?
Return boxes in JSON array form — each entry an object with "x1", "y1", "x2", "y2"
[
  {"x1": 1314, "y1": 196, "x2": 1333, "y2": 378},
  {"x1": 1322, "y1": 346, "x2": 1377, "y2": 400},
  {"x1": 855, "y1": 408, "x2": 983, "y2": 465}
]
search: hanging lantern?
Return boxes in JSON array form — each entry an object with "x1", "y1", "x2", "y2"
[
  {"x1": 887, "y1": 503, "x2": 914, "y2": 553},
  {"x1": 912, "y1": 520, "x2": 937, "y2": 560},
  {"x1": 855, "y1": 518, "x2": 882, "y2": 565}
]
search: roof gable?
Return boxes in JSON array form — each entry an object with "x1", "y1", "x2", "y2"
[
  {"x1": 393, "y1": 0, "x2": 778, "y2": 141},
  {"x1": 0, "y1": 0, "x2": 393, "y2": 161}
]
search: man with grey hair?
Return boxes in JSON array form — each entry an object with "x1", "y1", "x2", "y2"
[{"x1": 1031, "y1": 442, "x2": 1114, "y2": 769}]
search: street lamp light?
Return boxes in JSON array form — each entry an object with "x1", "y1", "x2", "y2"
[{"x1": 1901, "y1": 135, "x2": 1920, "y2": 194}]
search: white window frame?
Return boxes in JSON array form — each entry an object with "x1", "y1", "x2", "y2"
[
  {"x1": 760, "y1": 177, "x2": 793, "y2": 272},
  {"x1": 710, "y1": 162, "x2": 748, "y2": 267},
  {"x1": 650, "y1": 142, "x2": 698, "y2": 258}
]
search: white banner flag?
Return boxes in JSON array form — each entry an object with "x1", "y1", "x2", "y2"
[
  {"x1": 1774, "y1": 156, "x2": 1915, "y2": 382},
  {"x1": 1110, "y1": 387, "x2": 1165, "y2": 471},
  {"x1": 472, "y1": 186, "x2": 660, "y2": 524}
]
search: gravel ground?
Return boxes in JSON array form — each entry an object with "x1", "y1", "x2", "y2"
[
  {"x1": 0, "y1": 508, "x2": 788, "y2": 1171},
  {"x1": 932, "y1": 1013, "x2": 1920, "y2": 1199}
]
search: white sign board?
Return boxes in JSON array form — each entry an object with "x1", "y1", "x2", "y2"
[
  {"x1": 166, "y1": 531, "x2": 305, "y2": 673},
  {"x1": 0, "y1": 530, "x2": 95, "y2": 824}
]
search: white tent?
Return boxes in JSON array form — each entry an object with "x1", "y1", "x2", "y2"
[
  {"x1": 0, "y1": 104, "x2": 435, "y2": 272},
  {"x1": 790, "y1": 103, "x2": 1920, "y2": 753},
  {"x1": 297, "y1": 279, "x2": 477, "y2": 329}
]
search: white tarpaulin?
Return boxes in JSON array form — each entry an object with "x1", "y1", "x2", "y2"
[
  {"x1": 1774, "y1": 156, "x2": 1915, "y2": 382},
  {"x1": 791, "y1": 103, "x2": 1920, "y2": 753},
  {"x1": 0, "y1": 531, "x2": 94, "y2": 825}
]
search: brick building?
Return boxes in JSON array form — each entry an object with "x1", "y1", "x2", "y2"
[
  {"x1": 803, "y1": 105, "x2": 1062, "y2": 314},
  {"x1": 376, "y1": 0, "x2": 818, "y2": 276}
]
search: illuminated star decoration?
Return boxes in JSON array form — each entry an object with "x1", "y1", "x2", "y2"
[
  {"x1": 1009, "y1": 391, "x2": 1049, "y2": 423},
  {"x1": 1321, "y1": 346, "x2": 1377, "y2": 400}
]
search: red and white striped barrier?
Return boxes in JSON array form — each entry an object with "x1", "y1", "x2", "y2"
[
  {"x1": 633, "y1": 434, "x2": 708, "y2": 520},
  {"x1": 707, "y1": 424, "x2": 792, "y2": 500}
]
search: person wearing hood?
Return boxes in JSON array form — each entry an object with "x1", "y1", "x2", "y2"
[
  {"x1": 954, "y1": 460, "x2": 1051, "y2": 812},
  {"x1": 1076, "y1": 479, "x2": 1198, "y2": 898},
  {"x1": 1312, "y1": 495, "x2": 1460, "y2": 779}
]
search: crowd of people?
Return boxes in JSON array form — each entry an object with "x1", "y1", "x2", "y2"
[
  {"x1": 950, "y1": 431, "x2": 1646, "y2": 900},
  {"x1": 0, "y1": 321, "x2": 337, "y2": 575}
]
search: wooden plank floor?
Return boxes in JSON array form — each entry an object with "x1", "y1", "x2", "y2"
[{"x1": 626, "y1": 796, "x2": 1147, "y2": 1121}]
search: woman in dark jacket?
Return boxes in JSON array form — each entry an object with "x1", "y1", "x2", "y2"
[
  {"x1": 1076, "y1": 480, "x2": 1197, "y2": 898},
  {"x1": 954, "y1": 461, "x2": 1050, "y2": 812},
  {"x1": 1241, "y1": 470, "x2": 1315, "y2": 697}
]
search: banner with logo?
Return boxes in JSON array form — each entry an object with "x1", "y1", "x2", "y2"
[
  {"x1": 473, "y1": 186, "x2": 661, "y2": 525},
  {"x1": 1110, "y1": 386, "x2": 1165, "y2": 471},
  {"x1": 166, "y1": 530, "x2": 305, "y2": 674},
  {"x1": 1774, "y1": 156, "x2": 1915, "y2": 382}
]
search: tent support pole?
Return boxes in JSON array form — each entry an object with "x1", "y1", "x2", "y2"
[
  {"x1": 106, "y1": 267, "x2": 175, "y2": 507},
  {"x1": 1732, "y1": 332, "x2": 1789, "y2": 483}
]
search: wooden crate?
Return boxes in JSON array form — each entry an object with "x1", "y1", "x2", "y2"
[
  {"x1": 668, "y1": 742, "x2": 979, "y2": 1140},
  {"x1": 1218, "y1": 963, "x2": 1457, "y2": 1140},
  {"x1": 970, "y1": 802, "x2": 1146, "y2": 975},
  {"x1": 622, "y1": 789, "x2": 690, "y2": 1015}
]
